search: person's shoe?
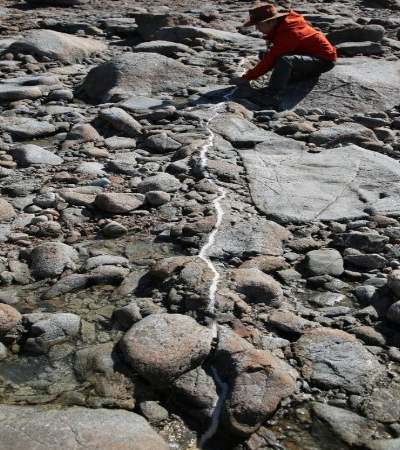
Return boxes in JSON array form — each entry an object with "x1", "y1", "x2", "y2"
[{"x1": 263, "y1": 93, "x2": 280, "y2": 109}]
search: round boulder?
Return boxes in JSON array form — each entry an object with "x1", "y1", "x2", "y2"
[
  {"x1": 230, "y1": 268, "x2": 283, "y2": 307},
  {"x1": 305, "y1": 248, "x2": 344, "y2": 277},
  {"x1": 0, "y1": 304, "x2": 22, "y2": 336},
  {"x1": 94, "y1": 193, "x2": 144, "y2": 214},
  {"x1": 120, "y1": 314, "x2": 213, "y2": 386},
  {"x1": 387, "y1": 269, "x2": 400, "y2": 297},
  {"x1": 137, "y1": 173, "x2": 181, "y2": 194},
  {"x1": 30, "y1": 242, "x2": 79, "y2": 279}
]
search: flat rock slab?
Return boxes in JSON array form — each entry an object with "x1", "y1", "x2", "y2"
[
  {"x1": 280, "y1": 57, "x2": 400, "y2": 113},
  {"x1": 210, "y1": 113, "x2": 272, "y2": 148},
  {"x1": 9, "y1": 30, "x2": 107, "y2": 64},
  {"x1": 241, "y1": 143, "x2": 400, "y2": 224},
  {"x1": 1, "y1": 117, "x2": 56, "y2": 139},
  {"x1": 82, "y1": 52, "x2": 210, "y2": 103},
  {"x1": 294, "y1": 328, "x2": 385, "y2": 394},
  {"x1": 0, "y1": 405, "x2": 169, "y2": 450},
  {"x1": 208, "y1": 215, "x2": 290, "y2": 259},
  {"x1": 157, "y1": 26, "x2": 262, "y2": 47}
]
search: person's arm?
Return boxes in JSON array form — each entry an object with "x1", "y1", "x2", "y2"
[{"x1": 242, "y1": 31, "x2": 299, "y2": 81}]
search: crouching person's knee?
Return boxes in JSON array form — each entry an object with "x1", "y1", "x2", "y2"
[{"x1": 275, "y1": 55, "x2": 293, "y2": 68}]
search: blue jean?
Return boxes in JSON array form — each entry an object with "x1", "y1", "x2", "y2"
[{"x1": 267, "y1": 54, "x2": 336, "y2": 97}]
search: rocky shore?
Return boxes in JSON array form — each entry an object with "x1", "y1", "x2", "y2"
[{"x1": 1, "y1": 0, "x2": 400, "y2": 449}]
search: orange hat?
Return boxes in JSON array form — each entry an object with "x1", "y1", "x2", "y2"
[{"x1": 243, "y1": 3, "x2": 289, "y2": 27}]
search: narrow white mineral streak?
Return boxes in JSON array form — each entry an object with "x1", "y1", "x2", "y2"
[{"x1": 195, "y1": 59, "x2": 245, "y2": 449}]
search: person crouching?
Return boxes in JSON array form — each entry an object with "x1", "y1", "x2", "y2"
[{"x1": 231, "y1": 3, "x2": 337, "y2": 108}]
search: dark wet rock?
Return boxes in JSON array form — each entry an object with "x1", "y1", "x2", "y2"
[
  {"x1": 9, "y1": 30, "x2": 107, "y2": 64},
  {"x1": 387, "y1": 300, "x2": 400, "y2": 324},
  {"x1": 294, "y1": 328, "x2": 385, "y2": 394},
  {"x1": 311, "y1": 403, "x2": 377, "y2": 448},
  {"x1": 24, "y1": 312, "x2": 81, "y2": 353},
  {"x1": 137, "y1": 173, "x2": 181, "y2": 194},
  {"x1": 242, "y1": 144, "x2": 400, "y2": 223},
  {"x1": 0, "y1": 198, "x2": 16, "y2": 221},
  {"x1": 10, "y1": 144, "x2": 63, "y2": 167},
  {"x1": 309, "y1": 123, "x2": 378, "y2": 148},
  {"x1": 120, "y1": 314, "x2": 213, "y2": 386},
  {"x1": 230, "y1": 268, "x2": 283, "y2": 307},
  {"x1": 344, "y1": 253, "x2": 387, "y2": 269},
  {"x1": 1, "y1": 117, "x2": 56, "y2": 139},
  {"x1": 30, "y1": 242, "x2": 79, "y2": 279},
  {"x1": 0, "y1": 303, "x2": 22, "y2": 336},
  {"x1": 327, "y1": 25, "x2": 385, "y2": 45},
  {"x1": 99, "y1": 107, "x2": 143, "y2": 138},
  {"x1": 332, "y1": 232, "x2": 389, "y2": 253},
  {"x1": 94, "y1": 193, "x2": 144, "y2": 214},
  {"x1": 0, "y1": 405, "x2": 169, "y2": 450},
  {"x1": 43, "y1": 274, "x2": 89, "y2": 299},
  {"x1": 305, "y1": 249, "x2": 344, "y2": 277},
  {"x1": 82, "y1": 53, "x2": 210, "y2": 103}
]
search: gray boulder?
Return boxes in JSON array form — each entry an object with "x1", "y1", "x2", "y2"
[
  {"x1": 305, "y1": 249, "x2": 344, "y2": 277},
  {"x1": 137, "y1": 173, "x2": 181, "y2": 193},
  {"x1": 1, "y1": 117, "x2": 56, "y2": 139},
  {"x1": 120, "y1": 314, "x2": 213, "y2": 386},
  {"x1": 312, "y1": 403, "x2": 377, "y2": 448},
  {"x1": 327, "y1": 25, "x2": 385, "y2": 44},
  {"x1": 0, "y1": 405, "x2": 169, "y2": 450},
  {"x1": 11, "y1": 144, "x2": 63, "y2": 167},
  {"x1": 82, "y1": 52, "x2": 210, "y2": 103},
  {"x1": 336, "y1": 42, "x2": 382, "y2": 56},
  {"x1": 9, "y1": 30, "x2": 107, "y2": 64},
  {"x1": 133, "y1": 40, "x2": 194, "y2": 57},
  {"x1": 0, "y1": 199, "x2": 16, "y2": 221},
  {"x1": 94, "y1": 193, "x2": 144, "y2": 214},
  {"x1": 309, "y1": 123, "x2": 378, "y2": 148},
  {"x1": 294, "y1": 328, "x2": 385, "y2": 394},
  {"x1": 230, "y1": 268, "x2": 283, "y2": 307},
  {"x1": 241, "y1": 144, "x2": 400, "y2": 224},
  {"x1": 30, "y1": 242, "x2": 79, "y2": 279},
  {"x1": 24, "y1": 312, "x2": 81, "y2": 353},
  {"x1": 99, "y1": 107, "x2": 142, "y2": 137}
]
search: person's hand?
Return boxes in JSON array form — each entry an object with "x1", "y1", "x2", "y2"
[{"x1": 230, "y1": 76, "x2": 249, "y2": 87}]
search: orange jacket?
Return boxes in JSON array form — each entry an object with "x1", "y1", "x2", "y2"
[{"x1": 242, "y1": 11, "x2": 337, "y2": 81}]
